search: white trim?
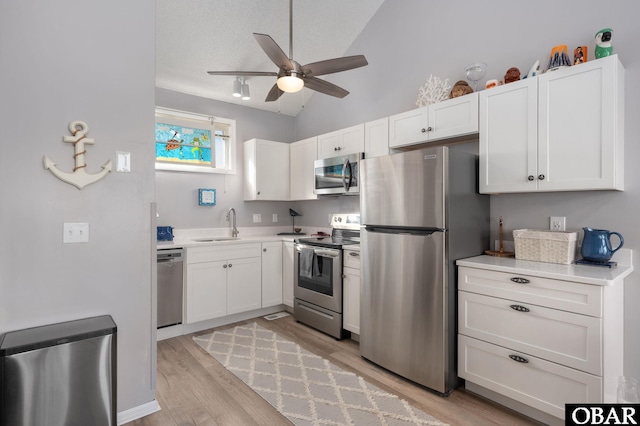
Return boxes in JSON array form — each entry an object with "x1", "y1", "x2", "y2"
[{"x1": 117, "y1": 400, "x2": 161, "y2": 425}]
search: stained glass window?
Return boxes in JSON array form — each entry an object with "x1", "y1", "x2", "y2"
[{"x1": 155, "y1": 108, "x2": 236, "y2": 174}]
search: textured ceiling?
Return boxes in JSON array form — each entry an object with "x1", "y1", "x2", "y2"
[{"x1": 156, "y1": 0, "x2": 385, "y2": 116}]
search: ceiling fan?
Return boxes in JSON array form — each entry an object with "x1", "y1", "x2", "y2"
[{"x1": 207, "y1": 0, "x2": 368, "y2": 102}]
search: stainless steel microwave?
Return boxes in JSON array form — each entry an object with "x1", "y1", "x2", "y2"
[{"x1": 314, "y1": 152, "x2": 364, "y2": 196}]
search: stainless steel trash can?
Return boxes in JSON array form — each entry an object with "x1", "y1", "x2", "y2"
[{"x1": 0, "y1": 315, "x2": 117, "y2": 426}]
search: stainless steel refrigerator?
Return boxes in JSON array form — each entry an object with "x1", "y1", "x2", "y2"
[{"x1": 360, "y1": 146, "x2": 489, "y2": 395}]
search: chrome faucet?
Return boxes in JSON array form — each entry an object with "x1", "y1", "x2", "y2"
[{"x1": 226, "y1": 207, "x2": 239, "y2": 237}]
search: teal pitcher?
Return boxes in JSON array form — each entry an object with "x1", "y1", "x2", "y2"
[{"x1": 581, "y1": 227, "x2": 624, "y2": 262}]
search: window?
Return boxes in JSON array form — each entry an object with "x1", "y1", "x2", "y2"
[{"x1": 155, "y1": 107, "x2": 236, "y2": 174}]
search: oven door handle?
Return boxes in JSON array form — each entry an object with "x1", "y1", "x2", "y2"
[{"x1": 313, "y1": 249, "x2": 339, "y2": 258}]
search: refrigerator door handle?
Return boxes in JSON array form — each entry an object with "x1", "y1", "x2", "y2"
[{"x1": 364, "y1": 225, "x2": 443, "y2": 236}]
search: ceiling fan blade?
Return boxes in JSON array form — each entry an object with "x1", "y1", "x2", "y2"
[
  {"x1": 265, "y1": 83, "x2": 284, "y2": 102},
  {"x1": 303, "y1": 77, "x2": 349, "y2": 98},
  {"x1": 253, "y1": 33, "x2": 293, "y2": 71},
  {"x1": 302, "y1": 55, "x2": 368, "y2": 77},
  {"x1": 207, "y1": 71, "x2": 278, "y2": 77}
]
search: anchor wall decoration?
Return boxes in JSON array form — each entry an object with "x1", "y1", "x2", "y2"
[{"x1": 44, "y1": 120, "x2": 112, "y2": 189}]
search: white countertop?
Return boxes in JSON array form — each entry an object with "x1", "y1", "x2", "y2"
[
  {"x1": 457, "y1": 249, "x2": 634, "y2": 286},
  {"x1": 156, "y1": 226, "x2": 331, "y2": 250}
]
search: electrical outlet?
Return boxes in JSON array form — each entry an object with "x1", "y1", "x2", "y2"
[
  {"x1": 550, "y1": 216, "x2": 566, "y2": 231},
  {"x1": 63, "y1": 223, "x2": 89, "y2": 243},
  {"x1": 272, "y1": 214, "x2": 278, "y2": 223},
  {"x1": 253, "y1": 214, "x2": 261, "y2": 223}
]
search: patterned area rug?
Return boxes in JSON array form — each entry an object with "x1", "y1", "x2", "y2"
[{"x1": 193, "y1": 322, "x2": 449, "y2": 426}]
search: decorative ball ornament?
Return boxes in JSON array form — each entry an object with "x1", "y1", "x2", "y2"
[{"x1": 416, "y1": 74, "x2": 452, "y2": 107}]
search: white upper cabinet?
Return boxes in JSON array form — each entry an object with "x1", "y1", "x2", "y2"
[
  {"x1": 389, "y1": 92, "x2": 479, "y2": 148},
  {"x1": 480, "y1": 55, "x2": 624, "y2": 194},
  {"x1": 317, "y1": 124, "x2": 365, "y2": 159},
  {"x1": 289, "y1": 136, "x2": 318, "y2": 200},
  {"x1": 364, "y1": 117, "x2": 389, "y2": 158},
  {"x1": 244, "y1": 139, "x2": 290, "y2": 200}
]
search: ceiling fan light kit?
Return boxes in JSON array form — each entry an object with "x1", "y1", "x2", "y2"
[
  {"x1": 277, "y1": 73, "x2": 304, "y2": 93},
  {"x1": 207, "y1": 0, "x2": 368, "y2": 102}
]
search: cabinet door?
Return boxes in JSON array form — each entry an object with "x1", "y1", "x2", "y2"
[
  {"x1": 227, "y1": 256, "x2": 262, "y2": 315},
  {"x1": 479, "y1": 78, "x2": 538, "y2": 193},
  {"x1": 339, "y1": 124, "x2": 365, "y2": 156},
  {"x1": 290, "y1": 137, "x2": 317, "y2": 200},
  {"x1": 364, "y1": 117, "x2": 389, "y2": 158},
  {"x1": 428, "y1": 92, "x2": 478, "y2": 142},
  {"x1": 388, "y1": 107, "x2": 429, "y2": 148},
  {"x1": 262, "y1": 242, "x2": 283, "y2": 307},
  {"x1": 282, "y1": 242, "x2": 294, "y2": 307},
  {"x1": 255, "y1": 140, "x2": 290, "y2": 200},
  {"x1": 185, "y1": 261, "x2": 227, "y2": 323},
  {"x1": 343, "y1": 267, "x2": 361, "y2": 334},
  {"x1": 317, "y1": 124, "x2": 364, "y2": 158},
  {"x1": 538, "y1": 56, "x2": 623, "y2": 191}
]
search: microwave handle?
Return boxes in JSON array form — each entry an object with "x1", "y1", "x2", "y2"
[{"x1": 342, "y1": 159, "x2": 353, "y2": 192}]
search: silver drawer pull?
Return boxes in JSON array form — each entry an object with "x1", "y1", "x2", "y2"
[
  {"x1": 510, "y1": 304, "x2": 530, "y2": 313},
  {"x1": 509, "y1": 354, "x2": 529, "y2": 364},
  {"x1": 510, "y1": 277, "x2": 530, "y2": 284},
  {"x1": 348, "y1": 252, "x2": 360, "y2": 257}
]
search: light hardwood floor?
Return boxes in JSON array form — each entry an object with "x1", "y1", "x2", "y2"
[{"x1": 127, "y1": 315, "x2": 542, "y2": 426}]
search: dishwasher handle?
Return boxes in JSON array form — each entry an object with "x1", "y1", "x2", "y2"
[{"x1": 157, "y1": 249, "x2": 183, "y2": 263}]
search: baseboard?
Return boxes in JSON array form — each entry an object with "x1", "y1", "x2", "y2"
[{"x1": 117, "y1": 400, "x2": 161, "y2": 425}]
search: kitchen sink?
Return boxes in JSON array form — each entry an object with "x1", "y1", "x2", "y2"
[{"x1": 191, "y1": 237, "x2": 240, "y2": 242}]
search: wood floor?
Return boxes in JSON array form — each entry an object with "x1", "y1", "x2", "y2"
[{"x1": 127, "y1": 315, "x2": 542, "y2": 426}]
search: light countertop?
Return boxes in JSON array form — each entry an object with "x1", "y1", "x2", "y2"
[{"x1": 457, "y1": 249, "x2": 633, "y2": 286}]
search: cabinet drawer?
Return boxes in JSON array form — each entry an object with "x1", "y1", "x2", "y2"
[
  {"x1": 458, "y1": 266, "x2": 602, "y2": 317},
  {"x1": 459, "y1": 291, "x2": 602, "y2": 375},
  {"x1": 343, "y1": 250, "x2": 361, "y2": 269},
  {"x1": 187, "y1": 243, "x2": 261, "y2": 264},
  {"x1": 458, "y1": 335, "x2": 602, "y2": 419}
]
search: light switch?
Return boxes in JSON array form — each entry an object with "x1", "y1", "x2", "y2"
[
  {"x1": 272, "y1": 214, "x2": 278, "y2": 223},
  {"x1": 64, "y1": 223, "x2": 89, "y2": 243},
  {"x1": 116, "y1": 151, "x2": 131, "y2": 172},
  {"x1": 253, "y1": 214, "x2": 261, "y2": 223}
]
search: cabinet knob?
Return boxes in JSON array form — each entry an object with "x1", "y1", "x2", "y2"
[
  {"x1": 223, "y1": 264, "x2": 228, "y2": 268},
  {"x1": 508, "y1": 354, "x2": 529, "y2": 364},
  {"x1": 538, "y1": 174, "x2": 545, "y2": 180},
  {"x1": 421, "y1": 128, "x2": 427, "y2": 133},
  {"x1": 263, "y1": 248, "x2": 267, "y2": 252},
  {"x1": 427, "y1": 126, "x2": 433, "y2": 132},
  {"x1": 257, "y1": 191, "x2": 261, "y2": 195},
  {"x1": 527, "y1": 175, "x2": 535, "y2": 181},
  {"x1": 228, "y1": 263, "x2": 232, "y2": 268}
]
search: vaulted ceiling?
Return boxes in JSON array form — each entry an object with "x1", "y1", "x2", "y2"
[{"x1": 156, "y1": 0, "x2": 385, "y2": 116}]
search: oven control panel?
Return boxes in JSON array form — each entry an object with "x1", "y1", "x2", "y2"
[{"x1": 331, "y1": 213, "x2": 360, "y2": 230}]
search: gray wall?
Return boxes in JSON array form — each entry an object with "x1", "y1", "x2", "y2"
[
  {"x1": 295, "y1": 0, "x2": 640, "y2": 380},
  {"x1": 0, "y1": 0, "x2": 156, "y2": 413}
]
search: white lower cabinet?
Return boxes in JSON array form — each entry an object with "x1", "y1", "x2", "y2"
[
  {"x1": 185, "y1": 243, "x2": 261, "y2": 323},
  {"x1": 282, "y1": 241, "x2": 294, "y2": 307},
  {"x1": 261, "y1": 242, "x2": 283, "y2": 308},
  {"x1": 342, "y1": 249, "x2": 361, "y2": 334},
  {"x1": 457, "y1": 261, "x2": 627, "y2": 421},
  {"x1": 226, "y1": 256, "x2": 262, "y2": 315}
]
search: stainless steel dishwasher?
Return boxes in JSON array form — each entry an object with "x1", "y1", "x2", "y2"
[{"x1": 157, "y1": 248, "x2": 183, "y2": 328}]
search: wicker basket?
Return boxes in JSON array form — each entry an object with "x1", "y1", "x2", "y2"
[{"x1": 513, "y1": 229, "x2": 577, "y2": 265}]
